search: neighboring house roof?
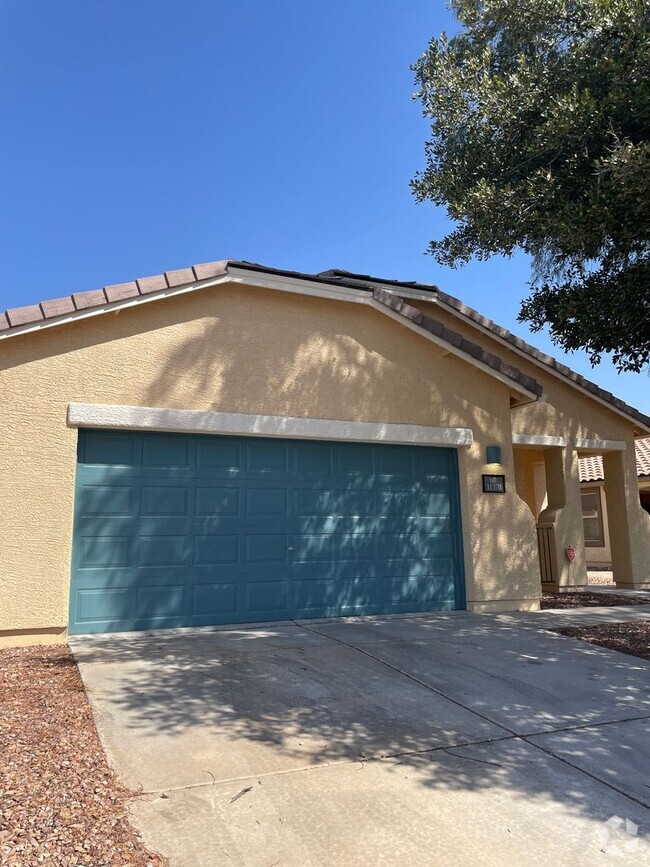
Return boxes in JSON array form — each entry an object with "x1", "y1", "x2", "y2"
[
  {"x1": 579, "y1": 438, "x2": 650, "y2": 482},
  {"x1": 1, "y1": 258, "x2": 648, "y2": 432}
]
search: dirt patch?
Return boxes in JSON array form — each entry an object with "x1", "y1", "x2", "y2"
[
  {"x1": 541, "y1": 591, "x2": 649, "y2": 609},
  {"x1": 0, "y1": 644, "x2": 166, "y2": 866},
  {"x1": 555, "y1": 621, "x2": 650, "y2": 661}
]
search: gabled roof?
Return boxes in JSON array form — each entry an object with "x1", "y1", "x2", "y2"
[
  {"x1": 1, "y1": 257, "x2": 648, "y2": 432},
  {"x1": 371, "y1": 288, "x2": 543, "y2": 399},
  {"x1": 580, "y1": 438, "x2": 650, "y2": 482}
]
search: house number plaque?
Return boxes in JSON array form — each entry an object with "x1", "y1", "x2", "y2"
[{"x1": 482, "y1": 474, "x2": 506, "y2": 494}]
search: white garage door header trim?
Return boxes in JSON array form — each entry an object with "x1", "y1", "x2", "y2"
[{"x1": 67, "y1": 403, "x2": 474, "y2": 447}]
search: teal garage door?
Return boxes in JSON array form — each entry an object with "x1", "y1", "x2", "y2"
[{"x1": 69, "y1": 429, "x2": 465, "y2": 634}]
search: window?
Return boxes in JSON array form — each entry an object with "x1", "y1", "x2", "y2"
[
  {"x1": 581, "y1": 487, "x2": 605, "y2": 547},
  {"x1": 641, "y1": 490, "x2": 650, "y2": 516}
]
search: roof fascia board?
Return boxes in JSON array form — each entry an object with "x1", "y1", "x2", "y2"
[
  {"x1": 228, "y1": 266, "x2": 438, "y2": 303},
  {"x1": 368, "y1": 298, "x2": 540, "y2": 403},
  {"x1": 225, "y1": 267, "x2": 369, "y2": 303},
  {"x1": 432, "y1": 296, "x2": 650, "y2": 435},
  {"x1": 348, "y1": 282, "x2": 442, "y2": 303},
  {"x1": 0, "y1": 274, "x2": 232, "y2": 341}
]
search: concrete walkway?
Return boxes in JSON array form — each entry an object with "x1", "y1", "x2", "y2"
[
  {"x1": 586, "y1": 584, "x2": 650, "y2": 599},
  {"x1": 503, "y1": 602, "x2": 650, "y2": 629},
  {"x1": 71, "y1": 609, "x2": 650, "y2": 866}
]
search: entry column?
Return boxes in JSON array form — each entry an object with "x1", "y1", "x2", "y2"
[
  {"x1": 603, "y1": 447, "x2": 650, "y2": 590},
  {"x1": 537, "y1": 446, "x2": 587, "y2": 591}
]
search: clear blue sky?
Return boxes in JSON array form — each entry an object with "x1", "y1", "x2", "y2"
[{"x1": 1, "y1": 0, "x2": 648, "y2": 412}]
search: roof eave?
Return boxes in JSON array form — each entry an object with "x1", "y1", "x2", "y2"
[{"x1": 428, "y1": 292, "x2": 650, "y2": 436}]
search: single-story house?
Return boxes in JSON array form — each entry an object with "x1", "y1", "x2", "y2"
[
  {"x1": 1, "y1": 259, "x2": 649, "y2": 646},
  {"x1": 579, "y1": 438, "x2": 650, "y2": 568}
]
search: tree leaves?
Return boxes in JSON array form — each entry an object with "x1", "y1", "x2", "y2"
[{"x1": 413, "y1": 0, "x2": 650, "y2": 371}]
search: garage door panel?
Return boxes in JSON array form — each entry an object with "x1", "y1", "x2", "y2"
[
  {"x1": 379, "y1": 532, "x2": 454, "y2": 560},
  {"x1": 80, "y1": 432, "x2": 137, "y2": 466},
  {"x1": 294, "y1": 517, "x2": 376, "y2": 536},
  {"x1": 293, "y1": 489, "x2": 377, "y2": 517},
  {"x1": 142, "y1": 435, "x2": 191, "y2": 468},
  {"x1": 76, "y1": 587, "x2": 132, "y2": 623},
  {"x1": 137, "y1": 536, "x2": 188, "y2": 567},
  {"x1": 293, "y1": 533, "x2": 335, "y2": 562},
  {"x1": 381, "y1": 558, "x2": 457, "y2": 578},
  {"x1": 376, "y1": 446, "x2": 415, "y2": 476},
  {"x1": 245, "y1": 487, "x2": 289, "y2": 517},
  {"x1": 245, "y1": 580, "x2": 289, "y2": 613},
  {"x1": 245, "y1": 533, "x2": 289, "y2": 564},
  {"x1": 335, "y1": 445, "x2": 375, "y2": 474},
  {"x1": 196, "y1": 437, "x2": 242, "y2": 470},
  {"x1": 79, "y1": 536, "x2": 131, "y2": 568},
  {"x1": 292, "y1": 579, "x2": 338, "y2": 611},
  {"x1": 386, "y1": 575, "x2": 457, "y2": 603},
  {"x1": 376, "y1": 516, "x2": 454, "y2": 536},
  {"x1": 140, "y1": 485, "x2": 190, "y2": 516},
  {"x1": 135, "y1": 585, "x2": 186, "y2": 619},
  {"x1": 192, "y1": 582, "x2": 240, "y2": 618},
  {"x1": 195, "y1": 487, "x2": 241, "y2": 517},
  {"x1": 416, "y1": 449, "x2": 453, "y2": 480},
  {"x1": 292, "y1": 576, "x2": 379, "y2": 612},
  {"x1": 379, "y1": 490, "x2": 451, "y2": 517},
  {"x1": 336, "y1": 533, "x2": 377, "y2": 561},
  {"x1": 193, "y1": 534, "x2": 240, "y2": 565},
  {"x1": 246, "y1": 441, "x2": 289, "y2": 472},
  {"x1": 294, "y1": 489, "x2": 333, "y2": 517},
  {"x1": 79, "y1": 485, "x2": 134, "y2": 517},
  {"x1": 70, "y1": 431, "x2": 465, "y2": 634},
  {"x1": 294, "y1": 443, "x2": 333, "y2": 474},
  {"x1": 332, "y1": 490, "x2": 376, "y2": 516}
]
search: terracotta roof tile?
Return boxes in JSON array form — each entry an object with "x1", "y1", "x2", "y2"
[
  {"x1": 103, "y1": 281, "x2": 139, "y2": 303},
  {"x1": 137, "y1": 274, "x2": 169, "y2": 295},
  {"x1": 72, "y1": 289, "x2": 107, "y2": 310},
  {"x1": 579, "y1": 438, "x2": 650, "y2": 481},
  {"x1": 40, "y1": 296, "x2": 76, "y2": 318},
  {"x1": 5, "y1": 304, "x2": 44, "y2": 327},
  {"x1": 372, "y1": 287, "x2": 544, "y2": 399},
  {"x1": 192, "y1": 260, "x2": 228, "y2": 281},
  {"x1": 579, "y1": 455, "x2": 603, "y2": 482},
  {"x1": 0, "y1": 257, "x2": 647, "y2": 433},
  {"x1": 165, "y1": 267, "x2": 195, "y2": 288},
  {"x1": 638, "y1": 438, "x2": 650, "y2": 477},
  {"x1": 430, "y1": 288, "x2": 650, "y2": 430}
]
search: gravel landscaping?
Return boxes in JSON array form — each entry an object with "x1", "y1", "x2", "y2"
[
  {"x1": 555, "y1": 621, "x2": 650, "y2": 661},
  {"x1": 540, "y1": 591, "x2": 649, "y2": 609},
  {"x1": 586, "y1": 570, "x2": 614, "y2": 586},
  {"x1": 0, "y1": 644, "x2": 166, "y2": 866}
]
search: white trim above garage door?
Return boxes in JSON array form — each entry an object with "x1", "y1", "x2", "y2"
[{"x1": 67, "y1": 403, "x2": 473, "y2": 448}]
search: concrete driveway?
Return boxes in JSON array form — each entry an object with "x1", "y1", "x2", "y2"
[{"x1": 71, "y1": 612, "x2": 650, "y2": 866}]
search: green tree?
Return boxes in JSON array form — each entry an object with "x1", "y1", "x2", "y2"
[{"x1": 412, "y1": 0, "x2": 650, "y2": 372}]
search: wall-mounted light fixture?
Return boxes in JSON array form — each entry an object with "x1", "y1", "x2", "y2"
[{"x1": 486, "y1": 445, "x2": 501, "y2": 465}]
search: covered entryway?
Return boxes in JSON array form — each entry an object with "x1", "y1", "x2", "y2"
[{"x1": 69, "y1": 429, "x2": 465, "y2": 634}]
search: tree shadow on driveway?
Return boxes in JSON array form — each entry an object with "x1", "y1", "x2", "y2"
[{"x1": 70, "y1": 613, "x2": 650, "y2": 834}]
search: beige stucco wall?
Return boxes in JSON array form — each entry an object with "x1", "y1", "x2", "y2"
[
  {"x1": 413, "y1": 298, "x2": 650, "y2": 590},
  {"x1": 1, "y1": 281, "x2": 648, "y2": 644},
  {"x1": 1, "y1": 282, "x2": 542, "y2": 642}
]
